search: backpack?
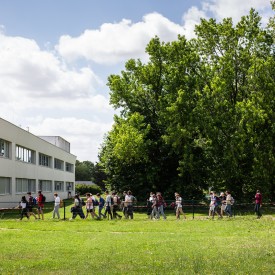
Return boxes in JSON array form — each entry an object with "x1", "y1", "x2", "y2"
[
  {"x1": 231, "y1": 197, "x2": 235, "y2": 205},
  {"x1": 92, "y1": 199, "x2": 99, "y2": 206},
  {"x1": 42, "y1": 195, "x2": 46, "y2": 203},
  {"x1": 29, "y1": 196, "x2": 36, "y2": 206},
  {"x1": 114, "y1": 195, "x2": 121, "y2": 205},
  {"x1": 80, "y1": 198, "x2": 86, "y2": 206},
  {"x1": 59, "y1": 199, "x2": 63, "y2": 208},
  {"x1": 99, "y1": 197, "x2": 105, "y2": 207},
  {"x1": 215, "y1": 196, "x2": 221, "y2": 205},
  {"x1": 32, "y1": 197, "x2": 37, "y2": 206}
]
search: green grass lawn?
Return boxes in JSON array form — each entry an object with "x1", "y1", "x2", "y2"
[{"x1": 0, "y1": 207, "x2": 274, "y2": 274}]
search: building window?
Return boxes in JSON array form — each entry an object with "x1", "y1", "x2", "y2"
[
  {"x1": 0, "y1": 138, "x2": 11, "y2": 158},
  {"x1": 54, "y1": 181, "x2": 64, "y2": 191},
  {"x1": 54, "y1": 158, "x2": 64, "y2": 170},
  {"x1": 65, "y1": 162, "x2": 74, "y2": 172},
  {"x1": 16, "y1": 145, "x2": 35, "y2": 164},
  {"x1": 39, "y1": 153, "x2": 52, "y2": 168},
  {"x1": 16, "y1": 178, "x2": 36, "y2": 194},
  {"x1": 38, "y1": 180, "x2": 52, "y2": 192},
  {"x1": 0, "y1": 177, "x2": 11, "y2": 195},
  {"x1": 66, "y1": 182, "x2": 74, "y2": 191}
]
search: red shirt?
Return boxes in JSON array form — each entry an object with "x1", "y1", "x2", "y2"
[
  {"x1": 255, "y1": 193, "x2": 262, "y2": 204},
  {"x1": 37, "y1": 194, "x2": 44, "y2": 207}
]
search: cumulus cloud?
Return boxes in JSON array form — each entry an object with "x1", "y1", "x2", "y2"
[
  {"x1": 0, "y1": 32, "x2": 115, "y2": 161},
  {"x1": 182, "y1": 6, "x2": 208, "y2": 39},
  {"x1": 203, "y1": 0, "x2": 271, "y2": 23},
  {"x1": 0, "y1": 33, "x2": 102, "y2": 99},
  {"x1": 181, "y1": 0, "x2": 272, "y2": 40},
  {"x1": 30, "y1": 117, "x2": 113, "y2": 161},
  {"x1": 56, "y1": 13, "x2": 185, "y2": 65}
]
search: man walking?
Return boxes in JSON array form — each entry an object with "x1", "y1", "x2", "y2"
[{"x1": 255, "y1": 190, "x2": 262, "y2": 219}]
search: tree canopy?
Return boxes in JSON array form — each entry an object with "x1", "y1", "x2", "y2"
[{"x1": 99, "y1": 7, "x2": 275, "y2": 201}]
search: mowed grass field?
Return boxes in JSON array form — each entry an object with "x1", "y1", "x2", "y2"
[{"x1": 0, "y1": 207, "x2": 274, "y2": 275}]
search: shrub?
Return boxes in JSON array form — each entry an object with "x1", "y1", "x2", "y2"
[{"x1": 75, "y1": 184, "x2": 102, "y2": 196}]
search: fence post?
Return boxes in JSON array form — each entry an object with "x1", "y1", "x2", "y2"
[
  {"x1": 192, "y1": 198, "x2": 195, "y2": 220},
  {"x1": 63, "y1": 201, "x2": 66, "y2": 220}
]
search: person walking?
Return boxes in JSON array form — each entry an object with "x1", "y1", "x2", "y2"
[
  {"x1": 112, "y1": 192, "x2": 122, "y2": 219},
  {"x1": 37, "y1": 190, "x2": 45, "y2": 220},
  {"x1": 210, "y1": 191, "x2": 222, "y2": 219},
  {"x1": 225, "y1": 191, "x2": 233, "y2": 217},
  {"x1": 85, "y1": 193, "x2": 99, "y2": 219},
  {"x1": 26, "y1": 192, "x2": 37, "y2": 219},
  {"x1": 219, "y1": 192, "x2": 227, "y2": 218},
  {"x1": 254, "y1": 190, "x2": 262, "y2": 219},
  {"x1": 150, "y1": 194, "x2": 159, "y2": 219},
  {"x1": 96, "y1": 193, "x2": 106, "y2": 219},
  {"x1": 18, "y1": 196, "x2": 29, "y2": 220},
  {"x1": 70, "y1": 195, "x2": 85, "y2": 220},
  {"x1": 52, "y1": 193, "x2": 61, "y2": 219},
  {"x1": 104, "y1": 191, "x2": 113, "y2": 219},
  {"x1": 157, "y1": 192, "x2": 166, "y2": 220},
  {"x1": 124, "y1": 191, "x2": 136, "y2": 219},
  {"x1": 147, "y1": 192, "x2": 154, "y2": 219},
  {"x1": 175, "y1": 193, "x2": 186, "y2": 220}
]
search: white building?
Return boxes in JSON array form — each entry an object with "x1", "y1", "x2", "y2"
[{"x1": 0, "y1": 117, "x2": 76, "y2": 207}]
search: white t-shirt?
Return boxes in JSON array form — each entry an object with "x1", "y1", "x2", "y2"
[
  {"x1": 226, "y1": 194, "x2": 232, "y2": 205},
  {"x1": 74, "y1": 198, "x2": 80, "y2": 207},
  {"x1": 54, "y1": 196, "x2": 60, "y2": 206},
  {"x1": 176, "y1": 196, "x2": 182, "y2": 208},
  {"x1": 105, "y1": 195, "x2": 112, "y2": 206},
  {"x1": 20, "y1": 202, "x2": 27, "y2": 209}
]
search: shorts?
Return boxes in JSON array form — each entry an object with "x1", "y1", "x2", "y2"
[
  {"x1": 221, "y1": 205, "x2": 226, "y2": 211},
  {"x1": 37, "y1": 206, "x2": 43, "y2": 211},
  {"x1": 86, "y1": 209, "x2": 94, "y2": 213}
]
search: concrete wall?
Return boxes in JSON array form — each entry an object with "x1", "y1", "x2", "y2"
[{"x1": 0, "y1": 118, "x2": 76, "y2": 207}]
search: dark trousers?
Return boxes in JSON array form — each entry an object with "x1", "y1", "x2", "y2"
[
  {"x1": 20, "y1": 208, "x2": 29, "y2": 220},
  {"x1": 104, "y1": 206, "x2": 113, "y2": 219},
  {"x1": 255, "y1": 203, "x2": 262, "y2": 218},
  {"x1": 113, "y1": 205, "x2": 122, "y2": 219},
  {"x1": 125, "y1": 205, "x2": 133, "y2": 219},
  {"x1": 72, "y1": 207, "x2": 85, "y2": 219}
]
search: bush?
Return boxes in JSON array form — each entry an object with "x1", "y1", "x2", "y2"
[{"x1": 75, "y1": 184, "x2": 102, "y2": 196}]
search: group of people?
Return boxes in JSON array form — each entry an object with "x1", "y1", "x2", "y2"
[
  {"x1": 208, "y1": 190, "x2": 235, "y2": 219},
  {"x1": 17, "y1": 189, "x2": 263, "y2": 221},
  {"x1": 146, "y1": 192, "x2": 187, "y2": 220},
  {"x1": 17, "y1": 190, "x2": 52, "y2": 220},
  {"x1": 208, "y1": 190, "x2": 264, "y2": 219},
  {"x1": 69, "y1": 190, "x2": 136, "y2": 220}
]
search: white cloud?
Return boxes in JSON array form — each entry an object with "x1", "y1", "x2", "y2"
[
  {"x1": 0, "y1": 33, "x2": 102, "y2": 99},
  {"x1": 0, "y1": 32, "x2": 115, "y2": 162},
  {"x1": 56, "y1": 13, "x2": 185, "y2": 65},
  {"x1": 203, "y1": 0, "x2": 271, "y2": 23},
  {"x1": 182, "y1": 6, "x2": 208, "y2": 39},
  {"x1": 181, "y1": 0, "x2": 272, "y2": 40},
  {"x1": 30, "y1": 117, "x2": 113, "y2": 161}
]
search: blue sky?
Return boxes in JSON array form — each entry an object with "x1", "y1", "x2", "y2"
[{"x1": 0, "y1": 0, "x2": 273, "y2": 162}]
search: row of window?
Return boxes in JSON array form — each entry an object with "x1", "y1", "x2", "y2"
[
  {"x1": 0, "y1": 138, "x2": 74, "y2": 172},
  {"x1": 0, "y1": 177, "x2": 74, "y2": 195}
]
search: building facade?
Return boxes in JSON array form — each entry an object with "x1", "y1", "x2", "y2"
[{"x1": 0, "y1": 118, "x2": 76, "y2": 207}]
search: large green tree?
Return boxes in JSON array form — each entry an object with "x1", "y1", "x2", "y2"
[{"x1": 99, "y1": 7, "x2": 275, "y2": 201}]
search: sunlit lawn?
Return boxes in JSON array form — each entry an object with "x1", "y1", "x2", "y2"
[{"x1": 0, "y1": 206, "x2": 274, "y2": 274}]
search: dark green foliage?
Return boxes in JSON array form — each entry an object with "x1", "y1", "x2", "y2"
[
  {"x1": 75, "y1": 184, "x2": 102, "y2": 196},
  {"x1": 99, "y1": 6, "x2": 275, "y2": 201}
]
